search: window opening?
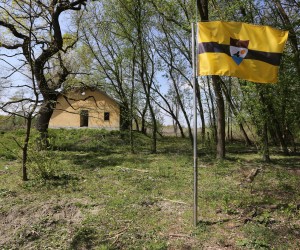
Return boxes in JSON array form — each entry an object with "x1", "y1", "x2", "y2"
[{"x1": 104, "y1": 112, "x2": 110, "y2": 121}]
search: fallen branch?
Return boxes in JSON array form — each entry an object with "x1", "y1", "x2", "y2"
[
  {"x1": 169, "y1": 233, "x2": 191, "y2": 238},
  {"x1": 246, "y1": 168, "x2": 261, "y2": 183},
  {"x1": 155, "y1": 197, "x2": 188, "y2": 205},
  {"x1": 101, "y1": 227, "x2": 129, "y2": 245},
  {"x1": 117, "y1": 166, "x2": 149, "y2": 173}
]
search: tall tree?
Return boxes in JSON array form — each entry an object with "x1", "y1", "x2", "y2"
[
  {"x1": 0, "y1": 1, "x2": 40, "y2": 180},
  {"x1": 197, "y1": 0, "x2": 226, "y2": 158},
  {"x1": 79, "y1": 0, "x2": 160, "y2": 152},
  {"x1": 154, "y1": 21, "x2": 194, "y2": 142},
  {"x1": 0, "y1": 0, "x2": 88, "y2": 144},
  {"x1": 79, "y1": 2, "x2": 138, "y2": 131},
  {"x1": 152, "y1": 0, "x2": 206, "y2": 142}
]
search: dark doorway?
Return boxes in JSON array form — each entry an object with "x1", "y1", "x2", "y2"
[
  {"x1": 80, "y1": 110, "x2": 89, "y2": 127},
  {"x1": 104, "y1": 112, "x2": 110, "y2": 121}
]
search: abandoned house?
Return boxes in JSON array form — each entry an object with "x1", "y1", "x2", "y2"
[{"x1": 49, "y1": 87, "x2": 120, "y2": 130}]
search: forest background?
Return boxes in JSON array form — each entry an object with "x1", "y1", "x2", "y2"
[{"x1": 0, "y1": 0, "x2": 299, "y2": 160}]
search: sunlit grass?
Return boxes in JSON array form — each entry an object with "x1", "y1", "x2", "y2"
[{"x1": 0, "y1": 129, "x2": 299, "y2": 249}]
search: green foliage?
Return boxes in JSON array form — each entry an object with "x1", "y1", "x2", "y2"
[
  {"x1": 0, "y1": 188, "x2": 17, "y2": 198},
  {"x1": 48, "y1": 128, "x2": 125, "y2": 152},
  {"x1": 29, "y1": 149, "x2": 61, "y2": 180},
  {"x1": 237, "y1": 223, "x2": 275, "y2": 249},
  {"x1": 0, "y1": 128, "x2": 23, "y2": 160},
  {"x1": 70, "y1": 226, "x2": 98, "y2": 249},
  {"x1": 255, "y1": 211, "x2": 272, "y2": 226},
  {"x1": 0, "y1": 115, "x2": 28, "y2": 131}
]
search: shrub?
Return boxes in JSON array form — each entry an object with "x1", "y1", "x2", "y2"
[{"x1": 29, "y1": 149, "x2": 61, "y2": 180}]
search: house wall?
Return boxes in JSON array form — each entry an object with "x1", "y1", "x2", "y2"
[{"x1": 49, "y1": 89, "x2": 120, "y2": 130}]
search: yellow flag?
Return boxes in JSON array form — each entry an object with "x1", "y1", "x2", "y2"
[{"x1": 197, "y1": 21, "x2": 289, "y2": 83}]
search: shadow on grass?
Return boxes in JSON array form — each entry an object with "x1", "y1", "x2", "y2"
[
  {"x1": 226, "y1": 141, "x2": 258, "y2": 155},
  {"x1": 52, "y1": 144, "x2": 119, "y2": 155},
  {"x1": 43, "y1": 174, "x2": 80, "y2": 187},
  {"x1": 197, "y1": 218, "x2": 231, "y2": 226},
  {"x1": 23, "y1": 173, "x2": 81, "y2": 190},
  {"x1": 68, "y1": 152, "x2": 155, "y2": 171},
  {"x1": 70, "y1": 226, "x2": 98, "y2": 250},
  {"x1": 156, "y1": 136, "x2": 192, "y2": 155},
  {"x1": 64, "y1": 152, "x2": 126, "y2": 170},
  {"x1": 271, "y1": 157, "x2": 300, "y2": 169}
]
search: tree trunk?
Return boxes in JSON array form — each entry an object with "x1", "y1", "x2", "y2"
[
  {"x1": 212, "y1": 76, "x2": 226, "y2": 159},
  {"x1": 269, "y1": 126, "x2": 280, "y2": 146},
  {"x1": 22, "y1": 116, "x2": 33, "y2": 181},
  {"x1": 35, "y1": 97, "x2": 57, "y2": 149},
  {"x1": 130, "y1": 120, "x2": 134, "y2": 153},
  {"x1": 220, "y1": 79, "x2": 252, "y2": 146},
  {"x1": 197, "y1": 0, "x2": 226, "y2": 158},
  {"x1": 207, "y1": 77, "x2": 217, "y2": 143},
  {"x1": 140, "y1": 105, "x2": 148, "y2": 135},
  {"x1": 226, "y1": 78, "x2": 232, "y2": 141},
  {"x1": 259, "y1": 87, "x2": 290, "y2": 156},
  {"x1": 274, "y1": 0, "x2": 300, "y2": 75},
  {"x1": 273, "y1": 118, "x2": 290, "y2": 155},
  {"x1": 195, "y1": 79, "x2": 206, "y2": 141},
  {"x1": 284, "y1": 127, "x2": 297, "y2": 153},
  {"x1": 262, "y1": 122, "x2": 271, "y2": 162},
  {"x1": 134, "y1": 116, "x2": 140, "y2": 132},
  {"x1": 151, "y1": 85, "x2": 186, "y2": 138},
  {"x1": 169, "y1": 72, "x2": 193, "y2": 144},
  {"x1": 239, "y1": 124, "x2": 252, "y2": 146},
  {"x1": 258, "y1": 88, "x2": 271, "y2": 162},
  {"x1": 204, "y1": 78, "x2": 214, "y2": 141},
  {"x1": 149, "y1": 104, "x2": 157, "y2": 153},
  {"x1": 120, "y1": 104, "x2": 131, "y2": 131}
]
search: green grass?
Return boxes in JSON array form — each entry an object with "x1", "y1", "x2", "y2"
[{"x1": 0, "y1": 129, "x2": 300, "y2": 249}]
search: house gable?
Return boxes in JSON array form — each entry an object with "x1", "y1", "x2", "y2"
[{"x1": 49, "y1": 88, "x2": 120, "y2": 130}]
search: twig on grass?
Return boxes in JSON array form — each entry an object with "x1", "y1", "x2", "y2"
[
  {"x1": 155, "y1": 197, "x2": 188, "y2": 205},
  {"x1": 117, "y1": 166, "x2": 149, "y2": 173},
  {"x1": 246, "y1": 168, "x2": 261, "y2": 183},
  {"x1": 101, "y1": 227, "x2": 129, "y2": 245},
  {"x1": 169, "y1": 233, "x2": 191, "y2": 238}
]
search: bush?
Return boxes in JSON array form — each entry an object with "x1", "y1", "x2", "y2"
[{"x1": 29, "y1": 149, "x2": 61, "y2": 180}]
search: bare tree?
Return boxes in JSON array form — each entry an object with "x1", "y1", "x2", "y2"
[
  {"x1": 0, "y1": 0, "x2": 40, "y2": 180},
  {"x1": 0, "y1": 0, "x2": 87, "y2": 144}
]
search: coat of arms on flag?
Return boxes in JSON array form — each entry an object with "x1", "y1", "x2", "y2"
[{"x1": 230, "y1": 38, "x2": 249, "y2": 65}]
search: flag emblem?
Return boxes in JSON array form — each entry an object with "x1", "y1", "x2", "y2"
[
  {"x1": 230, "y1": 38, "x2": 249, "y2": 65},
  {"x1": 197, "y1": 21, "x2": 289, "y2": 83}
]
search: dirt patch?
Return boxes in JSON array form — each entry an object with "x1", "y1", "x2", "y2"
[
  {"x1": 157, "y1": 200, "x2": 188, "y2": 214},
  {"x1": 287, "y1": 169, "x2": 300, "y2": 175},
  {"x1": 0, "y1": 198, "x2": 86, "y2": 247}
]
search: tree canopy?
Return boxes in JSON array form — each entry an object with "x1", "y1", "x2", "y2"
[{"x1": 0, "y1": 0, "x2": 299, "y2": 159}]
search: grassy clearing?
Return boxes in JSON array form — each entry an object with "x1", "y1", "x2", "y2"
[{"x1": 0, "y1": 129, "x2": 299, "y2": 249}]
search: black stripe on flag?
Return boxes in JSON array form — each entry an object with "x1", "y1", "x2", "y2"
[{"x1": 198, "y1": 42, "x2": 282, "y2": 66}]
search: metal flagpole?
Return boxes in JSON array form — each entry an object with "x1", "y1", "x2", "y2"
[{"x1": 191, "y1": 22, "x2": 198, "y2": 227}]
